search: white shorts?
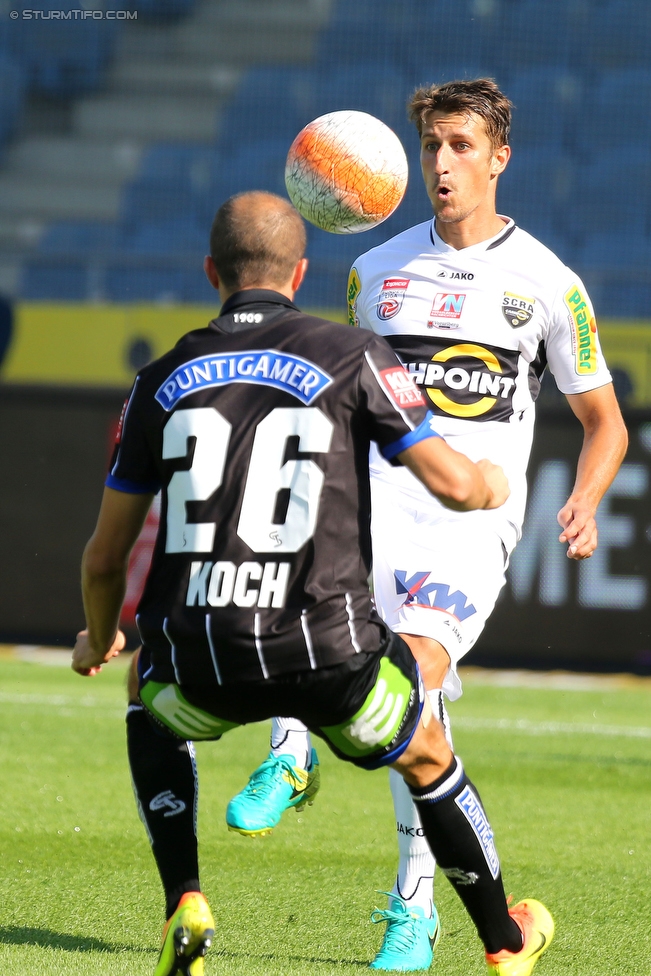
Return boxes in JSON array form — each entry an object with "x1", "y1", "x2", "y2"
[{"x1": 370, "y1": 479, "x2": 511, "y2": 701}]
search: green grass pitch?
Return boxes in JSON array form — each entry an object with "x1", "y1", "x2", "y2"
[{"x1": 0, "y1": 653, "x2": 650, "y2": 975}]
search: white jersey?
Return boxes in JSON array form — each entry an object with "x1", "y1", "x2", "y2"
[{"x1": 349, "y1": 217, "x2": 612, "y2": 549}]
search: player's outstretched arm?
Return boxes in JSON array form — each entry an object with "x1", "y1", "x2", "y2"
[
  {"x1": 558, "y1": 383, "x2": 628, "y2": 560},
  {"x1": 398, "y1": 438, "x2": 509, "y2": 512},
  {"x1": 72, "y1": 487, "x2": 154, "y2": 676}
]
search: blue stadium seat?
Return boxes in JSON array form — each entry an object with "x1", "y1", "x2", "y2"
[
  {"x1": 570, "y1": 148, "x2": 651, "y2": 238},
  {"x1": 575, "y1": 68, "x2": 651, "y2": 153},
  {"x1": 585, "y1": 0, "x2": 651, "y2": 68},
  {"x1": 4, "y1": 0, "x2": 124, "y2": 97},
  {"x1": 218, "y1": 67, "x2": 318, "y2": 145},
  {"x1": 401, "y1": 1, "x2": 496, "y2": 79},
  {"x1": 0, "y1": 52, "x2": 26, "y2": 153},
  {"x1": 492, "y1": 0, "x2": 576, "y2": 68},
  {"x1": 508, "y1": 67, "x2": 582, "y2": 150},
  {"x1": 22, "y1": 262, "x2": 88, "y2": 300},
  {"x1": 577, "y1": 233, "x2": 651, "y2": 272},
  {"x1": 136, "y1": 0, "x2": 196, "y2": 22},
  {"x1": 181, "y1": 268, "x2": 218, "y2": 304},
  {"x1": 120, "y1": 221, "x2": 206, "y2": 255},
  {"x1": 38, "y1": 221, "x2": 119, "y2": 255},
  {"x1": 497, "y1": 147, "x2": 574, "y2": 241},
  {"x1": 218, "y1": 64, "x2": 412, "y2": 153},
  {"x1": 105, "y1": 266, "x2": 187, "y2": 302}
]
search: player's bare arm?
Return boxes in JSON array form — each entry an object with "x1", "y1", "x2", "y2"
[
  {"x1": 72, "y1": 487, "x2": 153, "y2": 675},
  {"x1": 399, "y1": 436, "x2": 509, "y2": 512},
  {"x1": 558, "y1": 383, "x2": 628, "y2": 560}
]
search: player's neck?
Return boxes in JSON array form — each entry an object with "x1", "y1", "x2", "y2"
[{"x1": 435, "y1": 211, "x2": 508, "y2": 250}]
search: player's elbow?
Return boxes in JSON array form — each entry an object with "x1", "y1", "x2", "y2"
[{"x1": 82, "y1": 541, "x2": 129, "y2": 581}]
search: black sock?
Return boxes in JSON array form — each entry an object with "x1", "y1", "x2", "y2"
[
  {"x1": 126, "y1": 705, "x2": 200, "y2": 919},
  {"x1": 409, "y1": 756, "x2": 522, "y2": 955}
]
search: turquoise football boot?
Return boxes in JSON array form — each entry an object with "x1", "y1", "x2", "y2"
[
  {"x1": 369, "y1": 893, "x2": 441, "y2": 971},
  {"x1": 226, "y1": 748, "x2": 320, "y2": 836}
]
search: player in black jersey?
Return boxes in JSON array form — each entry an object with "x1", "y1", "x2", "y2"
[{"x1": 72, "y1": 192, "x2": 542, "y2": 976}]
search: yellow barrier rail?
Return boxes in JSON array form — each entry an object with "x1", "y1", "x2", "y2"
[{"x1": 2, "y1": 303, "x2": 650, "y2": 404}]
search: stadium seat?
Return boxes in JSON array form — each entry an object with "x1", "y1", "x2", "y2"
[
  {"x1": 4, "y1": 0, "x2": 124, "y2": 97},
  {"x1": 492, "y1": 0, "x2": 579, "y2": 68},
  {"x1": 569, "y1": 148, "x2": 651, "y2": 239},
  {"x1": 497, "y1": 147, "x2": 574, "y2": 241},
  {"x1": 575, "y1": 68, "x2": 651, "y2": 153},
  {"x1": 585, "y1": 0, "x2": 651, "y2": 68},
  {"x1": 0, "y1": 52, "x2": 26, "y2": 154},
  {"x1": 135, "y1": 0, "x2": 197, "y2": 22},
  {"x1": 218, "y1": 63, "x2": 412, "y2": 152},
  {"x1": 105, "y1": 266, "x2": 187, "y2": 303},
  {"x1": 508, "y1": 67, "x2": 582, "y2": 150},
  {"x1": 401, "y1": 0, "x2": 496, "y2": 79},
  {"x1": 22, "y1": 261, "x2": 88, "y2": 300},
  {"x1": 120, "y1": 219, "x2": 207, "y2": 255},
  {"x1": 218, "y1": 67, "x2": 319, "y2": 145},
  {"x1": 38, "y1": 221, "x2": 119, "y2": 255}
]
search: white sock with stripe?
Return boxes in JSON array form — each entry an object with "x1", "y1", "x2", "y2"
[
  {"x1": 270, "y1": 716, "x2": 312, "y2": 769},
  {"x1": 389, "y1": 689, "x2": 454, "y2": 917}
]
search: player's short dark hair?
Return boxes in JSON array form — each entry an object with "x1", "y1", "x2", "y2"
[
  {"x1": 210, "y1": 191, "x2": 306, "y2": 292},
  {"x1": 408, "y1": 78, "x2": 512, "y2": 150}
]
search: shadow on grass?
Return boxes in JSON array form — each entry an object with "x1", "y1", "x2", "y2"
[
  {"x1": 213, "y1": 948, "x2": 369, "y2": 968},
  {"x1": 0, "y1": 926, "x2": 154, "y2": 953}
]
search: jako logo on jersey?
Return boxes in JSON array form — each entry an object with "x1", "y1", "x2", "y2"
[
  {"x1": 377, "y1": 277, "x2": 409, "y2": 320},
  {"x1": 347, "y1": 267, "x2": 361, "y2": 327},
  {"x1": 155, "y1": 351, "x2": 333, "y2": 410},
  {"x1": 455, "y1": 786, "x2": 500, "y2": 879},
  {"x1": 394, "y1": 570, "x2": 476, "y2": 621},
  {"x1": 564, "y1": 285, "x2": 598, "y2": 376},
  {"x1": 149, "y1": 790, "x2": 187, "y2": 817},
  {"x1": 404, "y1": 338, "x2": 518, "y2": 421},
  {"x1": 186, "y1": 560, "x2": 291, "y2": 609},
  {"x1": 502, "y1": 291, "x2": 535, "y2": 328},
  {"x1": 428, "y1": 293, "x2": 466, "y2": 328},
  {"x1": 379, "y1": 368, "x2": 426, "y2": 409}
]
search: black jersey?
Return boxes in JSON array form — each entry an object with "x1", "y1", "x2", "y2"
[{"x1": 108, "y1": 290, "x2": 439, "y2": 686}]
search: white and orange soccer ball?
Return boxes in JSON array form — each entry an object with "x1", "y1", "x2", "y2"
[{"x1": 285, "y1": 110, "x2": 408, "y2": 234}]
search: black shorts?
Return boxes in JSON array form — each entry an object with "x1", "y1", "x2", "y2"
[{"x1": 139, "y1": 630, "x2": 424, "y2": 770}]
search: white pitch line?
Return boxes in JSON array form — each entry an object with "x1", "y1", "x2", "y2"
[
  {"x1": 453, "y1": 716, "x2": 651, "y2": 739},
  {"x1": 0, "y1": 691, "x2": 122, "y2": 711}
]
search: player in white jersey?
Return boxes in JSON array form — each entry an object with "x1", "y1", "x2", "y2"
[{"x1": 228, "y1": 80, "x2": 627, "y2": 974}]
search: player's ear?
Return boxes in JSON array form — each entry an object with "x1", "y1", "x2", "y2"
[
  {"x1": 291, "y1": 257, "x2": 309, "y2": 293},
  {"x1": 491, "y1": 144, "x2": 511, "y2": 177},
  {"x1": 204, "y1": 255, "x2": 220, "y2": 291}
]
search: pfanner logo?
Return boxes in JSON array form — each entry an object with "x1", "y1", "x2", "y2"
[
  {"x1": 155, "y1": 350, "x2": 333, "y2": 410},
  {"x1": 455, "y1": 786, "x2": 500, "y2": 879},
  {"x1": 564, "y1": 286, "x2": 598, "y2": 376},
  {"x1": 348, "y1": 267, "x2": 361, "y2": 327}
]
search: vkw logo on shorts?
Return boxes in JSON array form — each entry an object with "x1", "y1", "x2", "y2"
[
  {"x1": 502, "y1": 291, "x2": 535, "y2": 328},
  {"x1": 428, "y1": 293, "x2": 466, "y2": 329},
  {"x1": 377, "y1": 277, "x2": 409, "y2": 320}
]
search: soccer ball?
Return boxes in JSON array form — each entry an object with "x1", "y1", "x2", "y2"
[{"x1": 285, "y1": 110, "x2": 408, "y2": 234}]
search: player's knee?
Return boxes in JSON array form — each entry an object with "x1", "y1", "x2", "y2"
[{"x1": 127, "y1": 647, "x2": 141, "y2": 704}]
